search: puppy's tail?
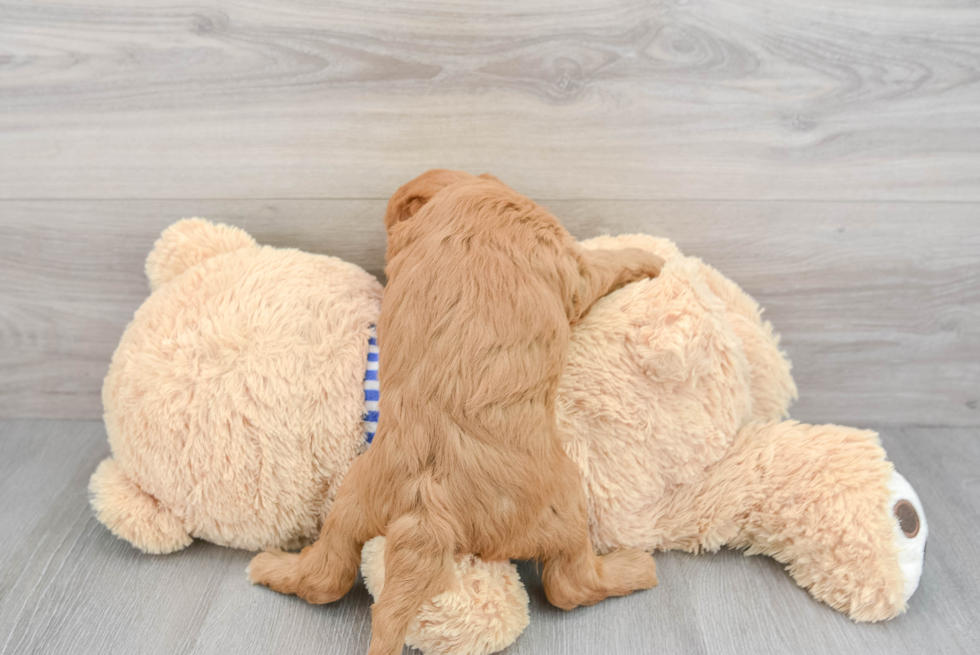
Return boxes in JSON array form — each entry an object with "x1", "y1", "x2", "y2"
[{"x1": 367, "y1": 495, "x2": 458, "y2": 655}]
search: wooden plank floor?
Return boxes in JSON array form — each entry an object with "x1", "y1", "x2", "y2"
[
  {"x1": 1, "y1": 419, "x2": 978, "y2": 655},
  {"x1": 2, "y1": 1, "x2": 980, "y2": 654}
]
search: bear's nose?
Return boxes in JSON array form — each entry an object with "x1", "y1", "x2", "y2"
[{"x1": 894, "y1": 499, "x2": 920, "y2": 538}]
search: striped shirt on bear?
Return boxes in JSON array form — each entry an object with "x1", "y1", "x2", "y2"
[{"x1": 362, "y1": 325, "x2": 379, "y2": 444}]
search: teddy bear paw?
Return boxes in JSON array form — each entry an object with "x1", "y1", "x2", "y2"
[{"x1": 888, "y1": 470, "x2": 928, "y2": 602}]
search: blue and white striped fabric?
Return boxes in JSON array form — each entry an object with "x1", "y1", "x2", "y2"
[{"x1": 362, "y1": 325, "x2": 379, "y2": 444}]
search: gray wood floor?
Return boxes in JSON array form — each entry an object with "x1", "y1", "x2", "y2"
[
  {"x1": 2, "y1": 1, "x2": 980, "y2": 654},
  {"x1": 1, "y1": 419, "x2": 978, "y2": 655}
]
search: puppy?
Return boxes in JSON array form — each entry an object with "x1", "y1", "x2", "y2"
[{"x1": 249, "y1": 171, "x2": 662, "y2": 655}]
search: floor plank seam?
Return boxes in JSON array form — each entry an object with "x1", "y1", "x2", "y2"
[{"x1": 5, "y1": 198, "x2": 980, "y2": 205}]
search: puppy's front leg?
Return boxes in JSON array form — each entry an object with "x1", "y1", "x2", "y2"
[{"x1": 572, "y1": 247, "x2": 664, "y2": 321}]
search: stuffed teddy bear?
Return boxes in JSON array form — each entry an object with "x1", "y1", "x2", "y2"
[{"x1": 91, "y1": 219, "x2": 928, "y2": 655}]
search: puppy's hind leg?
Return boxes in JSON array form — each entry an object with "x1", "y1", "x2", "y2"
[
  {"x1": 248, "y1": 455, "x2": 378, "y2": 604},
  {"x1": 544, "y1": 544, "x2": 658, "y2": 610},
  {"x1": 538, "y1": 455, "x2": 657, "y2": 610},
  {"x1": 367, "y1": 512, "x2": 456, "y2": 655}
]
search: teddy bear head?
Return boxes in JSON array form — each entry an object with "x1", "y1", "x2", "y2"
[{"x1": 91, "y1": 219, "x2": 382, "y2": 553}]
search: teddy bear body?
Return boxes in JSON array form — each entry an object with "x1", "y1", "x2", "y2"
[{"x1": 557, "y1": 235, "x2": 792, "y2": 553}]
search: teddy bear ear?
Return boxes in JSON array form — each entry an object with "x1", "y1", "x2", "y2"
[{"x1": 144, "y1": 218, "x2": 256, "y2": 291}]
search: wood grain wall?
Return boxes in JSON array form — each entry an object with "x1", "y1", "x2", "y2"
[{"x1": 1, "y1": 1, "x2": 979, "y2": 426}]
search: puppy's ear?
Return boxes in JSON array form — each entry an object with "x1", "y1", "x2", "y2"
[
  {"x1": 384, "y1": 169, "x2": 475, "y2": 232},
  {"x1": 477, "y1": 173, "x2": 503, "y2": 184}
]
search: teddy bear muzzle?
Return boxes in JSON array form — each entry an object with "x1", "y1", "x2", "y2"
[
  {"x1": 893, "y1": 499, "x2": 920, "y2": 538},
  {"x1": 888, "y1": 471, "x2": 929, "y2": 603}
]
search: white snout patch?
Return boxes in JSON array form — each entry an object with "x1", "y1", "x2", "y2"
[{"x1": 888, "y1": 470, "x2": 928, "y2": 602}]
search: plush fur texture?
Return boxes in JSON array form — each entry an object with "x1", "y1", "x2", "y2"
[
  {"x1": 144, "y1": 218, "x2": 256, "y2": 292},
  {"x1": 93, "y1": 216, "x2": 925, "y2": 655},
  {"x1": 363, "y1": 232, "x2": 913, "y2": 632},
  {"x1": 361, "y1": 536, "x2": 529, "y2": 655},
  {"x1": 247, "y1": 172, "x2": 662, "y2": 655},
  {"x1": 554, "y1": 234, "x2": 797, "y2": 554},
  {"x1": 93, "y1": 219, "x2": 382, "y2": 553},
  {"x1": 652, "y1": 420, "x2": 903, "y2": 621}
]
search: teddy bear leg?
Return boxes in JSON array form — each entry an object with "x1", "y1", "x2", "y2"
[
  {"x1": 362, "y1": 537, "x2": 530, "y2": 655},
  {"x1": 726, "y1": 422, "x2": 928, "y2": 621},
  {"x1": 657, "y1": 421, "x2": 927, "y2": 621},
  {"x1": 88, "y1": 458, "x2": 192, "y2": 554}
]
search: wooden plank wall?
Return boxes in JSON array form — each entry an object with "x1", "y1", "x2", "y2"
[{"x1": 1, "y1": 1, "x2": 979, "y2": 427}]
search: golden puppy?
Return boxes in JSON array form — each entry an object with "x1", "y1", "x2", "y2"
[{"x1": 249, "y1": 171, "x2": 662, "y2": 655}]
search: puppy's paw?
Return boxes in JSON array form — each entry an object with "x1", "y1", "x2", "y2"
[
  {"x1": 247, "y1": 550, "x2": 302, "y2": 593},
  {"x1": 618, "y1": 248, "x2": 665, "y2": 283},
  {"x1": 249, "y1": 549, "x2": 355, "y2": 605},
  {"x1": 602, "y1": 547, "x2": 658, "y2": 595}
]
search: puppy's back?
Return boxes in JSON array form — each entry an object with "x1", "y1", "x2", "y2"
[{"x1": 380, "y1": 179, "x2": 580, "y2": 420}]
